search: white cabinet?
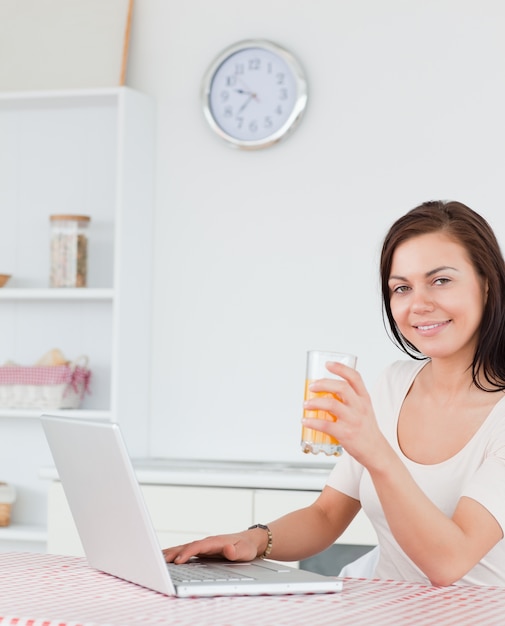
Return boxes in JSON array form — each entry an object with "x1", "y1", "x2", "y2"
[
  {"x1": 253, "y1": 489, "x2": 377, "y2": 546},
  {"x1": 0, "y1": 87, "x2": 154, "y2": 548},
  {"x1": 47, "y1": 481, "x2": 377, "y2": 563}
]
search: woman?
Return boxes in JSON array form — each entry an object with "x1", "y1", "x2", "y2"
[{"x1": 163, "y1": 200, "x2": 505, "y2": 587}]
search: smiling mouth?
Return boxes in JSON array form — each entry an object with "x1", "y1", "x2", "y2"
[{"x1": 414, "y1": 321, "x2": 450, "y2": 331}]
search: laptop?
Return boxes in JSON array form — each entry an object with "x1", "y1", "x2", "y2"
[{"x1": 41, "y1": 414, "x2": 343, "y2": 597}]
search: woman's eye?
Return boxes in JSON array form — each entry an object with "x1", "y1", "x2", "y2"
[
  {"x1": 392, "y1": 285, "x2": 410, "y2": 294},
  {"x1": 433, "y1": 277, "x2": 450, "y2": 286}
]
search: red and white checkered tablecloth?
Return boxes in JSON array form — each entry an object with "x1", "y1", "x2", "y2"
[{"x1": 0, "y1": 552, "x2": 504, "y2": 626}]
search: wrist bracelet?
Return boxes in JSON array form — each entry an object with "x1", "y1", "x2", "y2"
[{"x1": 248, "y1": 523, "x2": 273, "y2": 558}]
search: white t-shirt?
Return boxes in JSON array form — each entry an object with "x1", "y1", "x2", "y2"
[{"x1": 326, "y1": 359, "x2": 505, "y2": 586}]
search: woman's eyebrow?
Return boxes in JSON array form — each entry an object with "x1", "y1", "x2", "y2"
[
  {"x1": 389, "y1": 266, "x2": 459, "y2": 282},
  {"x1": 425, "y1": 265, "x2": 459, "y2": 277}
]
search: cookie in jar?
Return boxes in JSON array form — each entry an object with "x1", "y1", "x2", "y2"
[{"x1": 50, "y1": 214, "x2": 90, "y2": 288}]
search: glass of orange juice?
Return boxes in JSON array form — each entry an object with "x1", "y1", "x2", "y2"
[{"x1": 301, "y1": 350, "x2": 357, "y2": 456}]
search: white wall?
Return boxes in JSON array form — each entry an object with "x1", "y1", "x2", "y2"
[{"x1": 126, "y1": 0, "x2": 505, "y2": 463}]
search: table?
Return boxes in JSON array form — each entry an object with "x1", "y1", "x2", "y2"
[{"x1": 0, "y1": 552, "x2": 504, "y2": 626}]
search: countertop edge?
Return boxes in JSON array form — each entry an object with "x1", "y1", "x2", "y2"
[{"x1": 39, "y1": 462, "x2": 332, "y2": 491}]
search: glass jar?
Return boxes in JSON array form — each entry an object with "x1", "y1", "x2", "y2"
[{"x1": 50, "y1": 214, "x2": 91, "y2": 287}]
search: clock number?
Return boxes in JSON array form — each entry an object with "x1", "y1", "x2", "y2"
[
  {"x1": 264, "y1": 116, "x2": 273, "y2": 128},
  {"x1": 249, "y1": 120, "x2": 258, "y2": 133},
  {"x1": 236, "y1": 116, "x2": 244, "y2": 129},
  {"x1": 279, "y1": 88, "x2": 288, "y2": 101},
  {"x1": 225, "y1": 75, "x2": 237, "y2": 87},
  {"x1": 275, "y1": 104, "x2": 283, "y2": 115},
  {"x1": 235, "y1": 63, "x2": 245, "y2": 75},
  {"x1": 276, "y1": 72, "x2": 285, "y2": 85},
  {"x1": 248, "y1": 58, "x2": 261, "y2": 70},
  {"x1": 224, "y1": 106, "x2": 233, "y2": 118},
  {"x1": 220, "y1": 91, "x2": 229, "y2": 102}
]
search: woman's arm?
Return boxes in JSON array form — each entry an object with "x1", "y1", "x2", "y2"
[
  {"x1": 163, "y1": 486, "x2": 361, "y2": 564},
  {"x1": 303, "y1": 361, "x2": 503, "y2": 586},
  {"x1": 368, "y1": 448, "x2": 502, "y2": 586}
]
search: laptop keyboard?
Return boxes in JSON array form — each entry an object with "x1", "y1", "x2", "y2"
[{"x1": 167, "y1": 562, "x2": 255, "y2": 583}]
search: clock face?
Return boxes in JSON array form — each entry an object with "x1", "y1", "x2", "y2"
[{"x1": 202, "y1": 40, "x2": 307, "y2": 149}]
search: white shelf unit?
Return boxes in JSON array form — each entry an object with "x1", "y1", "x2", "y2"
[
  {"x1": 0, "y1": 523, "x2": 47, "y2": 553},
  {"x1": 0, "y1": 87, "x2": 155, "y2": 546}
]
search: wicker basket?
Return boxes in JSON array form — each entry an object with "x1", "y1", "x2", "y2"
[{"x1": 0, "y1": 358, "x2": 91, "y2": 409}]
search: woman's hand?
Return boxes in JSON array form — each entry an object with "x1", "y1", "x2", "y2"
[
  {"x1": 163, "y1": 529, "x2": 264, "y2": 564},
  {"x1": 302, "y1": 361, "x2": 389, "y2": 469}
]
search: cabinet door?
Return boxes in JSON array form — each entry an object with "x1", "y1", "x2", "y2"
[
  {"x1": 253, "y1": 489, "x2": 377, "y2": 546},
  {"x1": 143, "y1": 485, "x2": 253, "y2": 549},
  {"x1": 47, "y1": 482, "x2": 254, "y2": 556},
  {"x1": 47, "y1": 482, "x2": 84, "y2": 556}
]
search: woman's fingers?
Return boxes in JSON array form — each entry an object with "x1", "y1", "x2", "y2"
[
  {"x1": 324, "y1": 361, "x2": 367, "y2": 395},
  {"x1": 163, "y1": 533, "x2": 258, "y2": 564}
]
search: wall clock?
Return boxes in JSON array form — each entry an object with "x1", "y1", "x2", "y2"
[{"x1": 201, "y1": 39, "x2": 308, "y2": 150}]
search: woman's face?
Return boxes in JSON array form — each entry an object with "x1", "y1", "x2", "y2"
[{"x1": 388, "y1": 232, "x2": 488, "y2": 362}]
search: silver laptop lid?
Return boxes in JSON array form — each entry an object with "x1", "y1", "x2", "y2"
[{"x1": 41, "y1": 414, "x2": 176, "y2": 596}]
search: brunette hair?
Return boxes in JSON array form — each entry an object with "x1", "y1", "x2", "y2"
[{"x1": 380, "y1": 200, "x2": 505, "y2": 391}]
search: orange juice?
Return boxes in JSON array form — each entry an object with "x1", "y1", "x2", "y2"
[
  {"x1": 300, "y1": 350, "x2": 357, "y2": 457},
  {"x1": 301, "y1": 379, "x2": 342, "y2": 456}
]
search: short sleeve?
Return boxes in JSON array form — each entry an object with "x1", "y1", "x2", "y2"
[
  {"x1": 462, "y1": 424, "x2": 505, "y2": 533},
  {"x1": 325, "y1": 451, "x2": 364, "y2": 500}
]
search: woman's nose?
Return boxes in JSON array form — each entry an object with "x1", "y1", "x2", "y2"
[{"x1": 410, "y1": 288, "x2": 435, "y2": 313}]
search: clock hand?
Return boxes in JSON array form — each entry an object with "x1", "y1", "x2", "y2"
[
  {"x1": 235, "y1": 88, "x2": 261, "y2": 103},
  {"x1": 237, "y1": 93, "x2": 255, "y2": 114},
  {"x1": 236, "y1": 78, "x2": 261, "y2": 103}
]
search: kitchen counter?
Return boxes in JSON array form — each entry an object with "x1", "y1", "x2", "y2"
[{"x1": 40, "y1": 458, "x2": 335, "y2": 491}]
